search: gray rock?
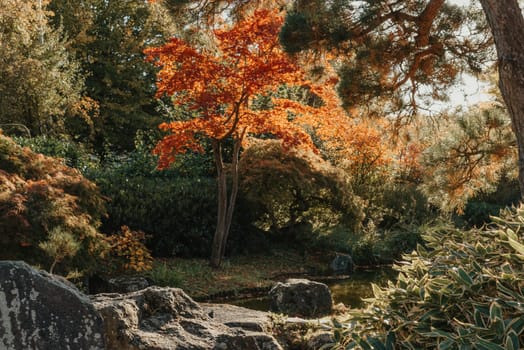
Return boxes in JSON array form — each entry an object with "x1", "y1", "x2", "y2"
[
  {"x1": 306, "y1": 330, "x2": 334, "y2": 349},
  {"x1": 92, "y1": 286, "x2": 283, "y2": 350},
  {"x1": 329, "y1": 253, "x2": 354, "y2": 275},
  {"x1": 269, "y1": 279, "x2": 333, "y2": 318},
  {"x1": 0, "y1": 261, "x2": 105, "y2": 350},
  {"x1": 106, "y1": 276, "x2": 150, "y2": 293},
  {"x1": 202, "y1": 303, "x2": 272, "y2": 332}
]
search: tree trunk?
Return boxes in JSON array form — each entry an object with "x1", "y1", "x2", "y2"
[
  {"x1": 210, "y1": 141, "x2": 228, "y2": 268},
  {"x1": 479, "y1": 0, "x2": 524, "y2": 199},
  {"x1": 219, "y1": 137, "x2": 242, "y2": 260},
  {"x1": 209, "y1": 134, "x2": 244, "y2": 268}
]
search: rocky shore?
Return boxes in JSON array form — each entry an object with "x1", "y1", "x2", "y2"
[{"x1": 0, "y1": 261, "x2": 335, "y2": 349}]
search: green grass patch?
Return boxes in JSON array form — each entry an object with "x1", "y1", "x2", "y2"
[{"x1": 147, "y1": 250, "x2": 327, "y2": 299}]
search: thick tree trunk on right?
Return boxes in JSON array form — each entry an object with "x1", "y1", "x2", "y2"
[{"x1": 479, "y1": 0, "x2": 524, "y2": 199}]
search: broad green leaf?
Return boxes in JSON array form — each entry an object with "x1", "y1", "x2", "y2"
[
  {"x1": 504, "y1": 330, "x2": 519, "y2": 350},
  {"x1": 475, "y1": 336, "x2": 506, "y2": 350},
  {"x1": 489, "y1": 302, "x2": 503, "y2": 322},
  {"x1": 367, "y1": 337, "x2": 386, "y2": 350},
  {"x1": 457, "y1": 267, "x2": 473, "y2": 287},
  {"x1": 506, "y1": 317, "x2": 524, "y2": 335},
  {"x1": 507, "y1": 237, "x2": 524, "y2": 256},
  {"x1": 439, "y1": 338, "x2": 454, "y2": 350}
]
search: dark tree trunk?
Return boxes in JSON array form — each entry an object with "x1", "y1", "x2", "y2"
[
  {"x1": 479, "y1": 0, "x2": 524, "y2": 199},
  {"x1": 209, "y1": 136, "x2": 243, "y2": 268},
  {"x1": 210, "y1": 141, "x2": 228, "y2": 268}
]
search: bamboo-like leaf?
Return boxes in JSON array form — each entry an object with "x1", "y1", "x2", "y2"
[
  {"x1": 367, "y1": 337, "x2": 386, "y2": 350},
  {"x1": 489, "y1": 302, "x2": 503, "y2": 322},
  {"x1": 507, "y1": 237, "x2": 524, "y2": 256},
  {"x1": 457, "y1": 267, "x2": 473, "y2": 287},
  {"x1": 475, "y1": 336, "x2": 506, "y2": 350},
  {"x1": 420, "y1": 309, "x2": 444, "y2": 322},
  {"x1": 474, "y1": 309, "x2": 487, "y2": 328},
  {"x1": 422, "y1": 328, "x2": 455, "y2": 340},
  {"x1": 385, "y1": 331, "x2": 395, "y2": 350},
  {"x1": 439, "y1": 338, "x2": 454, "y2": 350},
  {"x1": 505, "y1": 317, "x2": 524, "y2": 335},
  {"x1": 372, "y1": 283, "x2": 382, "y2": 297},
  {"x1": 504, "y1": 330, "x2": 519, "y2": 350},
  {"x1": 506, "y1": 228, "x2": 518, "y2": 241},
  {"x1": 344, "y1": 341, "x2": 357, "y2": 349}
]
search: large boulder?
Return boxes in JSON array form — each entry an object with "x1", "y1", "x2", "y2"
[
  {"x1": 92, "y1": 286, "x2": 283, "y2": 350},
  {"x1": 0, "y1": 261, "x2": 105, "y2": 350},
  {"x1": 269, "y1": 279, "x2": 333, "y2": 318}
]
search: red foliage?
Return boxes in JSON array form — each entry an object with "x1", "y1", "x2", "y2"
[{"x1": 144, "y1": 9, "x2": 318, "y2": 169}]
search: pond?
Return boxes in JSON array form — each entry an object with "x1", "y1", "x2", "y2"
[{"x1": 231, "y1": 267, "x2": 397, "y2": 311}]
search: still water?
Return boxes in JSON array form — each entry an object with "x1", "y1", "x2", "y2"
[{"x1": 231, "y1": 267, "x2": 397, "y2": 311}]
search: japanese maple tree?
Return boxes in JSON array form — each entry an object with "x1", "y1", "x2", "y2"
[{"x1": 145, "y1": 9, "x2": 319, "y2": 267}]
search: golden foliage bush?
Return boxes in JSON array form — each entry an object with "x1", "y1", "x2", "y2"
[{"x1": 105, "y1": 226, "x2": 153, "y2": 272}]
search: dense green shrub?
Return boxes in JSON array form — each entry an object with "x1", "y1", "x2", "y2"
[
  {"x1": 61, "y1": 132, "x2": 268, "y2": 258},
  {"x1": 14, "y1": 135, "x2": 95, "y2": 169},
  {"x1": 238, "y1": 140, "x2": 365, "y2": 248},
  {"x1": 456, "y1": 178, "x2": 520, "y2": 228},
  {"x1": 91, "y1": 169, "x2": 271, "y2": 257},
  {"x1": 94, "y1": 173, "x2": 218, "y2": 257},
  {"x1": 330, "y1": 205, "x2": 524, "y2": 349}
]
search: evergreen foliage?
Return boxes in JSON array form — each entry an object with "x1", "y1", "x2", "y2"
[
  {"x1": 280, "y1": 0, "x2": 493, "y2": 116},
  {"x1": 49, "y1": 0, "x2": 175, "y2": 153},
  {"x1": 330, "y1": 206, "x2": 524, "y2": 349},
  {"x1": 0, "y1": 0, "x2": 86, "y2": 138},
  {"x1": 422, "y1": 106, "x2": 517, "y2": 212}
]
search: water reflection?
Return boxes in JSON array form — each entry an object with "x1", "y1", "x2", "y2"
[
  {"x1": 231, "y1": 267, "x2": 397, "y2": 311},
  {"x1": 327, "y1": 268, "x2": 397, "y2": 308}
]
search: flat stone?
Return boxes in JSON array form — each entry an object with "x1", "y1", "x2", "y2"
[{"x1": 202, "y1": 303, "x2": 272, "y2": 332}]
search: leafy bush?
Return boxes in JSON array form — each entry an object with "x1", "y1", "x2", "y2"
[
  {"x1": 14, "y1": 135, "x2": 94, "y2": 170},
  {"x1": 238, "y1": 140, "x2": 365, "y2": 247},
  {"x1": 0, "y1": 132, "x2": 151, "y2": 276},
  {"x1": 83, "y1": 134, "x2": 274, "y2": 258},
  {"x1": 456, "y1": 178, "x2": 520, "y2": 228},
  {"x1": 330, "y1": 206, "x2": 524, "y2": 349},
  {"x1": 371, "y1": 223, "x2": 424, "y2": 263},
  {"x1": 104, "y1": 226, "x2": 153, "y2": 273},
  {"x1": 93, "y1": 172, "x2": 218, "y2": 257}
]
